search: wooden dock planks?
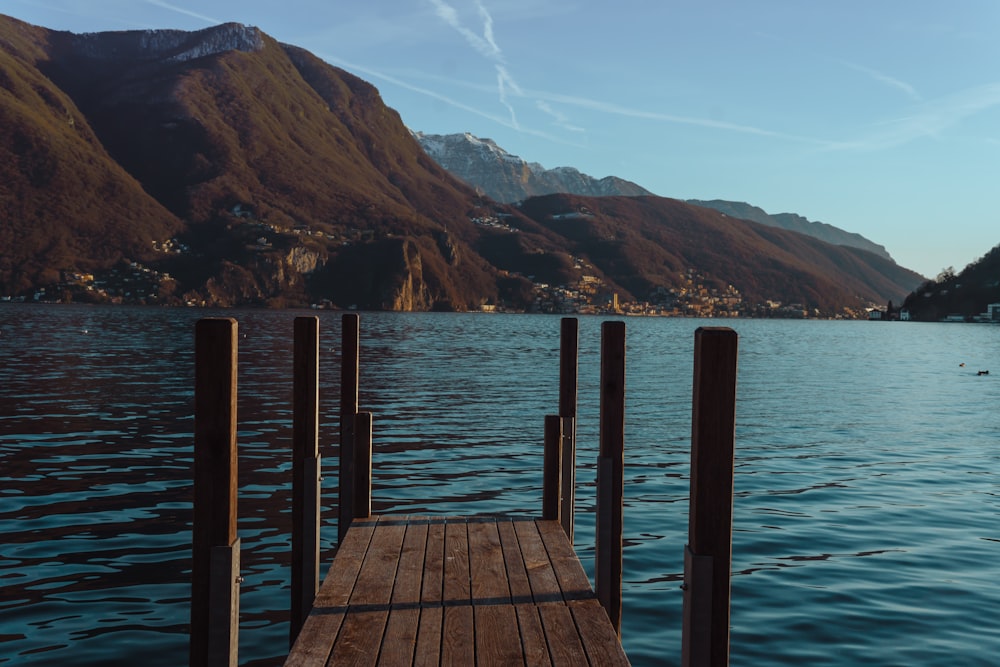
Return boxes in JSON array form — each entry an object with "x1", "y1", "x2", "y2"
[{"x1": 285, "y1": 515, "x2": 630, "y2": 666}]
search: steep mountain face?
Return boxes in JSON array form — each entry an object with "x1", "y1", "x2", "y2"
[
  {"x1": 901, "y1": 244, "x2": 1000, "y2": 321},
  {"x1": 0, "y1": 16, "x2": 923, "y2": 314},
  {"x1": 414, "y1": 132, "x2": 652, "y2": 203},
  {"x1": 688, "y1": 199, "x2": 893, "y2": 263}
]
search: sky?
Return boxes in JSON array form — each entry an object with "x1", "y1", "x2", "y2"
[{"x1": 6, "y1": 1, "x2": 1000, "y2": 279}]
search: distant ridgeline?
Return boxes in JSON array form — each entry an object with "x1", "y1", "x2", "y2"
[
  {"x1": 901, "y1": 244, "x2": 1000, "y2": 321},
  {"x1": 0, "y1": 16, "x2": 922, "y2": 316}
]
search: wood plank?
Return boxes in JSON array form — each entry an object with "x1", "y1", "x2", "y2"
[
  {"x1": 513, "y1": 519, "x2": 562, "y2": 604},
  {"x1": 441, "y1": 605, "x2": 474, "y2": 665},
  {"x1": 443, "y1": 519, "x2": 471, "y2": 606},
  {"x1": 325, "y1": 609, "x2": 387, "y2": 667},
  {"x1": 468, "y1": 518, "x2": 510, "y2": 604},
  {"x1": 498, "y1": 519, "x2": 532, "y2": 605},
  {"x1": 570, "y1": 599, "x2": 631, "y2": 666},
  {"x1": 515, "y1": 606, "x2": 552, "y2": 667},
  {"x1": 422, "y1": 519, "x2": 446, "y2": 606},
  {"x1": 284, "y1": 610, "x2": 345, "y2": 667},
  {"x1": 312, "y1": 519, "x2": 377, "y2": 607},
  {"x1": 413, "y1": 606, "x2": 443, "y2": 667},
  {"x1": 474, "y1": 604, "x2": 523, "y2": 666},
  {"x1": 538, "y1": 603, "x2": 588, "y2": 666},
  {"x1": 378, "y1": 607, "x2": 419, "y2": 665},
  {"x1": 535, "y1": 519, "x2": 594, "y2": 602},
  {"x1": 350, "y1": 517, "x2": 405, "y2": 607},
  {"x1": 391, "y1": 517, "x2": 427, "y2": 607}
]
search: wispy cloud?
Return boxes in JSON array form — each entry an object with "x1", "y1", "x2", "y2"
[
  {"x1": 841, "y1": 60, "x2": 921, "y2": 101},
  {"x1": 428, "y1": 0, "x2": 525, "y2": 128},
  {"x1": 537, "y1": 101, "x2": 585, "y2": 133},
  {"x1": 315, "y1": 53, "x2": 580, "y2": 147},
  {"x1": 827, "y1": 82, "x2": 1000, "y2": 151},
  {"x1": 144, "y1": 0, "x2": 220, "y2": 26}
]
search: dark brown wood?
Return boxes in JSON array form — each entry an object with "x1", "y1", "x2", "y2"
[
  {"x1": 683, "y1": 326, "x2": 738, "y2": 667},
  {"x1": 539, "y1": 603, "x2": 589, "y2": 664},
  {"x1": 391, "y1": 518, "x2": 427, "y2": 607},
  {"x1": 354, "y1": 411, "x2": 373, "y2": 520},
  {"x1": 191, "y1": 318, "x2": 239, "y2": 667},
  {"x1": 513, "y1": 518, "x2": 562, "y2": 604},
  {"x1": 596, "y1": 320, "x2": 625, "y2": 635},
  {"x1": 339, "y1": 313, "x2": 360, "y2": 546},
  {"x1": 380, "y1": 608, "x2": 419, "y2": 665},
  {"x1": 559, "y1": 318, "x2": 579, "y2": 542},
  {"x1": 285, "y1": 515, "x2": 629, "y2": 666},
  {"x1": 475, "y1": 605, "x2": 521, "y2": 664},
  {"x1": 290, "y1": 316, "x2": 320, "y2": 647},
  {"x1": 542, "y1": 414, "x2": 563, "y2": 522},
  {"x1": 413, "y1": 606, "x2": 443, "y2": 667},
  {"x1": 515, "y1": 606, "x2": 553, "y2": 666},
  {"x1": 468, "y1": 519, "x2": 509, "y2": 603},
  {"x1": 441, "y1": 605, "x2": 475, "y2": 664},
  {"x1": 443, "y1": 520, "x2": 471, "y2": 605}
]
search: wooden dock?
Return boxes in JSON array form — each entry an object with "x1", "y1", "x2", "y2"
[
  {"x1": 286, "y1": 515, "x2": 628, "y2": 665},
  {"x1": 190, "y1": 315, "x2": 738, "y2": 667}
]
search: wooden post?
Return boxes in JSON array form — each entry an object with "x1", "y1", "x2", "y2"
[
  {"x1": 596, "y1": 320, "x2": 625, "y2": 636},
  {"x1": 191, "y1": 318, "x2": 240, "y2": 667},
  {"x1": 290, "y1": 316, "x2": 320, "y2": 647},
  {"x1": 542, "y1": 415, "x2": 563, "y2": 521},
  {"x1": 354, "y1": 411, "x2": 373, "y2": 519},
  {"x1": 682, "y1": 327, "x2": 738, "y2": 667},
  {"x1": 559, "y1": 317, "x2": 578, "y2": 542},
  {"x1": 338, "y1": 314, "x2": 360, "y2": 546}
]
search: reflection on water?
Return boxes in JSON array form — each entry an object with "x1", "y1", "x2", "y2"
[{"x1": 1, "y1": 305, "x2": 999, "y2": 665}]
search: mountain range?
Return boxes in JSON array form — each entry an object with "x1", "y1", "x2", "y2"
[
  {"x1": 413, "y1": 132, "x2": 893, "y2": 262},
  {"x1": 0, "y1": 16, "x2": 923, "y2": 315},
  {"x1": 413, "y1": 132, "x2": 653, "y2": 203}
]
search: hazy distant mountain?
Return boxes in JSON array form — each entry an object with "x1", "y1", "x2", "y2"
[
  {"x1": 0, "y1": 16, "x2": 923, "y2": 314},
  {"x1": 687, "y1": 199, "x2": 893, "y2": 262},
  {"x1": 414, "y1": 132, "x2": 652, "y2": 203}
]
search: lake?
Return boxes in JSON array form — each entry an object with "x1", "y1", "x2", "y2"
[{"x1": 1, "y1": 304, "x2": 998, "y2": 665}]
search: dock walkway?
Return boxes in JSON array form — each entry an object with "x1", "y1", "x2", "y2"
[
  {"x1": 286, "y1": 515, "x2": 629, "y2": 665},
  {"x1": 190, "y1": 315, "x2": 738, "y2": 667}
]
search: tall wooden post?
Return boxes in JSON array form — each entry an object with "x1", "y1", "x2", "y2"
[
  {"x1": 338, "y1": 314, "x2": 360, "y2": 546},
  {"x1": 682, "y1": 327, "x2": 738, "y2": 667},
  {"x1": 542, "y1": 414, "x2": 564, "y2": 521},
  {"x1": 191, "y1": 318, "x2": 240, "y2": 667},
  {"x1": 596, "y1": 320, "x2": 625, "y2": 635},
  {"x1": 559, "y1": 317, "x2": 578, "y2": 542},
  {"x1": 290, "y1": 316, "x2": 320, "y2": 647},
  {"x1": 354, "y1": 411, "x2": 373, "y2": 519}
]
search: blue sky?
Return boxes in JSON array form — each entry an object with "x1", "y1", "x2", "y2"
[{"x1": 7, "y1": 1, "x2": 1000, "y2": 278}]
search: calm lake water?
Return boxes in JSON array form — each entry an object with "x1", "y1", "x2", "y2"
[{"x1": 1, "y1": 304, "x2": 998, "y2": 666}]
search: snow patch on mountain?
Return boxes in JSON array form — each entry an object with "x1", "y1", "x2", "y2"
[{"x1": 72, "y1": 23, "x2": 264, "y2": 63}]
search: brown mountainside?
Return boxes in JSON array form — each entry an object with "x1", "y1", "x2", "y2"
[{"x1": 0, "y1": 16, "x2": 922, "y2": 313}]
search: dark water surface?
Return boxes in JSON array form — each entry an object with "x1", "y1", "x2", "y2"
[{"x1": 1, "y1": 305, "x2": 998, "y2": 665}]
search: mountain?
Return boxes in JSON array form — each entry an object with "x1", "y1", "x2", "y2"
[
  {"x1": 900, "y1": 244, "x2": 1000, "y2": 321},
  {"x1": 687, "y1": 199, "x2": 893, "y2": 262},
  {"x1": 414, "y1": 132, "x2": 652, "y2": 203},
  {"x1": 513, "y1": 194, "x2": 922, "y2": 315},
  {"x1": 0, "y1": 17, "x2": 922, "y2": 315}
]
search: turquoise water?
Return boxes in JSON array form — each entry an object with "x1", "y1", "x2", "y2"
[{"x1": 1, "y1": 305, "x2": 998, "y2": 665}]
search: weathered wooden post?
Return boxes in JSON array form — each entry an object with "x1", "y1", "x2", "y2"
[
  {"x1": 338, "y1": 314, "x2": 360, "y2": 546},
  {"x1": 682, "y1": 327, "x2": 738, "y2": 667},
  {"x1": 191, "y1": 318, "x2": 240, "y2": 667},
  {"x1": 596, "y1": 320, "x2": 625, "y2": 636},
  {"x1": 290, "y1": 316, "x2": 320, "y2": 647},
  {"x1": 542, "y1": 414, "x2": 564, "y2": 521},
  {"x1": 354, "y1": 411, "x2": 373, "y2": 519},
  {"x1": 559, "y1": 317, "x2": 578, "y2": 541}
]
